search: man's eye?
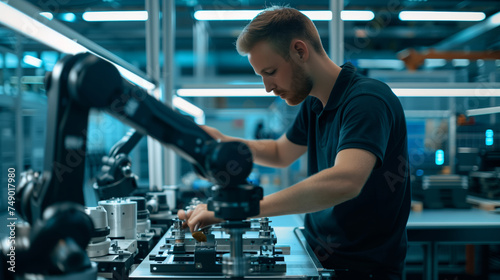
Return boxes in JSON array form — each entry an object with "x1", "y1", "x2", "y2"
[{"x1": 266, "y1": 70, "x2": 276, "y2": 75}]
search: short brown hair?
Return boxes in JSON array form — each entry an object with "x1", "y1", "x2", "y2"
[{"x1": 236, "y1": 6, "x2": 325, "y2": 59}]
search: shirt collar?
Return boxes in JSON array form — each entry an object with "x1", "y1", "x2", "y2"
[{"x1": 311, "y1": 62, "x2": 357, "y2": 115}]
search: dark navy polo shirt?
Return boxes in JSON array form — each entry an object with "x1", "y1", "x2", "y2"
[{"x1": 286, "y1": 62, "x2": 411, "y2": 274}]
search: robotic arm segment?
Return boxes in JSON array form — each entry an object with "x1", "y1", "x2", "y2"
[{"x1": 67, "y1": 53, "x2": 253, "y2": 187}]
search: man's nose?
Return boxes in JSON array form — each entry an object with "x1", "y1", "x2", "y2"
[{"x1": 262, "y1": 77, "x2": 274, "y2": 93}]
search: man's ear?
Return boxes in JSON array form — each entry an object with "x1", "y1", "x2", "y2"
[{"x1": 290, "y1": 39, "x2": 309, "y2": 62}]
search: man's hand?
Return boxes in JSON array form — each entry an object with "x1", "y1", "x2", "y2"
[
  {"x1": 200, "y1": 125, "x2": 227, "y2": 142},
  {"x1": 177, "y1": 204, "x2": 223, "y2": 232}
]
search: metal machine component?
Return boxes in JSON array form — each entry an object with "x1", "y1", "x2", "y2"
[
  {"x1": 172, "y1": 218, "x2": 186, "y2": 248},
  {"x1": 146, "y1": 191, "x2": 176, "y2": 230},
  {"x1": 207, "y1": 184, "x2": 263, "y2": 278},
  {"x1": 126, "y1": 196, "x2": 151, "y2": 234},
  {"x1": 91, "y1": 239, "x2": 136, "y2": 280},
  {"x1": 259, "y1": 217, "x2": 272, "y2": 238},
  {"x1": 414, "y1": 175, "x2": 470, "y2": 209},
  {"x1": 131, "y1": 227, "x2": 328, "y2": 280},
  {"x1": 146, "y1": 192, "x2": 170, "y2": 214},
  {"x1": 99, "y1": 198, "x2": 138, "y2": 239},
  {"x1": 223, "y1": 224, "x2": 251, "y2": 277},
  {"x1": 86, "y1": 206, "x2": 138, "y2": 280},
  {"x1": 469, "y1": 150, "x2": 500, "y2": 199},
  {"x1": 127, "y1": 196, "x2": 155, "y2": 262},
  {"x1": 150, "y1": 219, "x2": 286, "y2": 275},
  {"x1": 85, "y1": 206, "x2": 111, "y2": 258},
  {"x1": 94, "y1": 129, "x2": 143, "y2": 200}
]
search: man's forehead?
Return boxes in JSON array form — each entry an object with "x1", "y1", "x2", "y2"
[
  {"x1": 248, "y1": 42, "x2": 282, "y2": 71},
  {"x1": 249, "y1": 41, "x2": 277, "y2": 56}
]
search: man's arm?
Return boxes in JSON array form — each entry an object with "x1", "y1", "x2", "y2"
[
  {"x1": 201, "y1": 126, "x2": 307, "y2": 168},
  {"x1": 258, "y1": 148, "x2": 376, "y2": 216},
  {"x1": 179, "y1": 148, "x2": 376, "y2": 232}
]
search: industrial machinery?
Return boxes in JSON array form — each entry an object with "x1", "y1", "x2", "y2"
[
  {"x1": 469, "y1": 150, "x2": 500, "y2": 199},
  {"x1": 148, "y1": 217, "x2": 287, "y2": 275},
  {"x1": 0, "y1": 52, "x2": 260, "y2": 280},
  {"x1": 85, "y1": 205, "x2": 136, "y2": 280},
  {"x1": 413, "y1": 174, "x2": 470, "y2": 209},
  {"x1": 94, "y1": 129, "x2": 144, "y2": 200}
]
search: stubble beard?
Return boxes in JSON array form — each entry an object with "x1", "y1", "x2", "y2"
[{"x1": 285, "y1": 60, "x2": 313, "y2": 106}]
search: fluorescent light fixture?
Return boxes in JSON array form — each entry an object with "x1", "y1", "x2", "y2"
[
  {"x1": 194, "y1": 10, "x2": 260, "y2": 21},
  {"x1": 0, "y1": 2, "x2": 88, "y2": 55},
  {"x1": 40, "y1": 12, "x2": 53, "y2": 20},
  {"x1": 424, "y1": 59, "x2": 447, "y2": 68},
  {"x1": 466, "y1": 106, "x2": 500, "y2": 117},
  {"x1": 194, "y1": 10, "x2": 374, "y2": 21},
  {"x1": 341, "y1": 10, "x2": 375, "y2": 21},
  {"x1": 0, "y1": 2, "x2": 155, "y2": 91},
  {"x1": 173, "y1": 96, "x2": 205, "y2": 124},
  {"x1": 491, "y1": 11, "x2": 500, "y2": 24},
  {"x1": 82, "y1": 11, "x2": 148, "y2": 22},
  {"x1": 61, "y1": 13, "x2": 76, "y2": 22},
  {"x1": 393, "y1": 88, "x2": 500, "y2": 97},
  {"x1": 452, "y1": 59, "x2": 470, "y2": 67},
  {"x1": 302, "y1": 11, "x2": 332, "y2": 21},
  {"x1": 178, "y1": 88, "x2": 270, "y2": 97},
  {"x1": 23, "y1": 55, "x2": 42, "y2": 67},
  {"x1": 178, "y1": 87, "x2": 500, "y2": 97},
  {"x1": 399, "y1": 11, "x2": 486, "y2": 21},
  {"x1": 357, "y1": 59, "x2": 404, "y2": 69}
]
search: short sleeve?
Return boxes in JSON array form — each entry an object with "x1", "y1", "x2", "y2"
[
  {"x1": 286, "y1": 99, "x2": 310, "y2": 146},
  {"x1": 337, "y1": 95, "x2": 392, "y2": 168}
]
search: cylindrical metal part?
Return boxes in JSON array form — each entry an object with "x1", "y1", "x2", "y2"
[
  {"x1": 85, "y1": 206, "x2": 111, "y2": 257},
  {"x1": 222, "y1": 228, "x2": 248, "y2": 277},
  {"x1": 259, "y1": 217, "x2": 273, "y2": 238},
  {"x1": 98, "y1": 199, "x2": 137, "y2": 239},
  {"x1": 85, "y1": 206, "x2": 108, "y2": 230},
  {"x1": 126, "y1": 196, "x2": 151, "y2": 234},
  {"x1": 172, "y1": 218, "x2": 185, "y2": 245},
  {"x1": 86, "y1": 239, "x2": 111, "y2": 258}
]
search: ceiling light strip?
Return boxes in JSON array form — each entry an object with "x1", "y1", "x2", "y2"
[
  {"x1": 393, "y1": 88, "x2": 500, "y2": 97},
  {"x1": 399, "y1": 11, "x2": 486, "y2": 21},
  {"x1": 194, "y1": 10, "x2": 374, "y2": 21},
  {"x1": 177, "y1": 88, "x2": 500, "y2": 97},
  {"x1": 466, "y1": 106, "x2": 500, "y2": 117},
  {"x1": 82, "y1": 11, "x2": 148, "y2": 22}
]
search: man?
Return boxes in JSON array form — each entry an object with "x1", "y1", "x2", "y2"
[{"x1": 178, "y1": 6, "x2": 410, "y2": 280}]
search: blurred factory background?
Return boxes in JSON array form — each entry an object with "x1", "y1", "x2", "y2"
[{"x1": 0, "y1": 0, "x2": 499, "y2": 279}]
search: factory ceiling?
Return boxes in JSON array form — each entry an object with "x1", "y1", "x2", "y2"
[{"x1": 0, "y1": 0, "x2": 499, "y2": 78}]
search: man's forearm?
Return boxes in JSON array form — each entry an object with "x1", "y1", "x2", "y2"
[
  {"x1": 256, "y1": 166, "x2": 362, "y2": 218},
  {"x1": 256, "y1": 148, "x2": 376, "y2": 218}
]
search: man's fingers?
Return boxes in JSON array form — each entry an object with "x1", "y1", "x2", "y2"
[
  {"x1": 186, "y1": 216, "x2": 200, "y2": 232},
  {"x1": 177, "y1": 204, "x2": 213, "y2": 232},
  {"x1": 177, "y1": 209, "x2": 186, "y2": 220}
]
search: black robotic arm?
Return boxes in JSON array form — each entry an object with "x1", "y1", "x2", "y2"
[
  {"x1": 5, "y1": 53, "x2": 262, "y2": 279},
  {"x1": 20, "y1": 53, "x2": 256, "y2": 224}
]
